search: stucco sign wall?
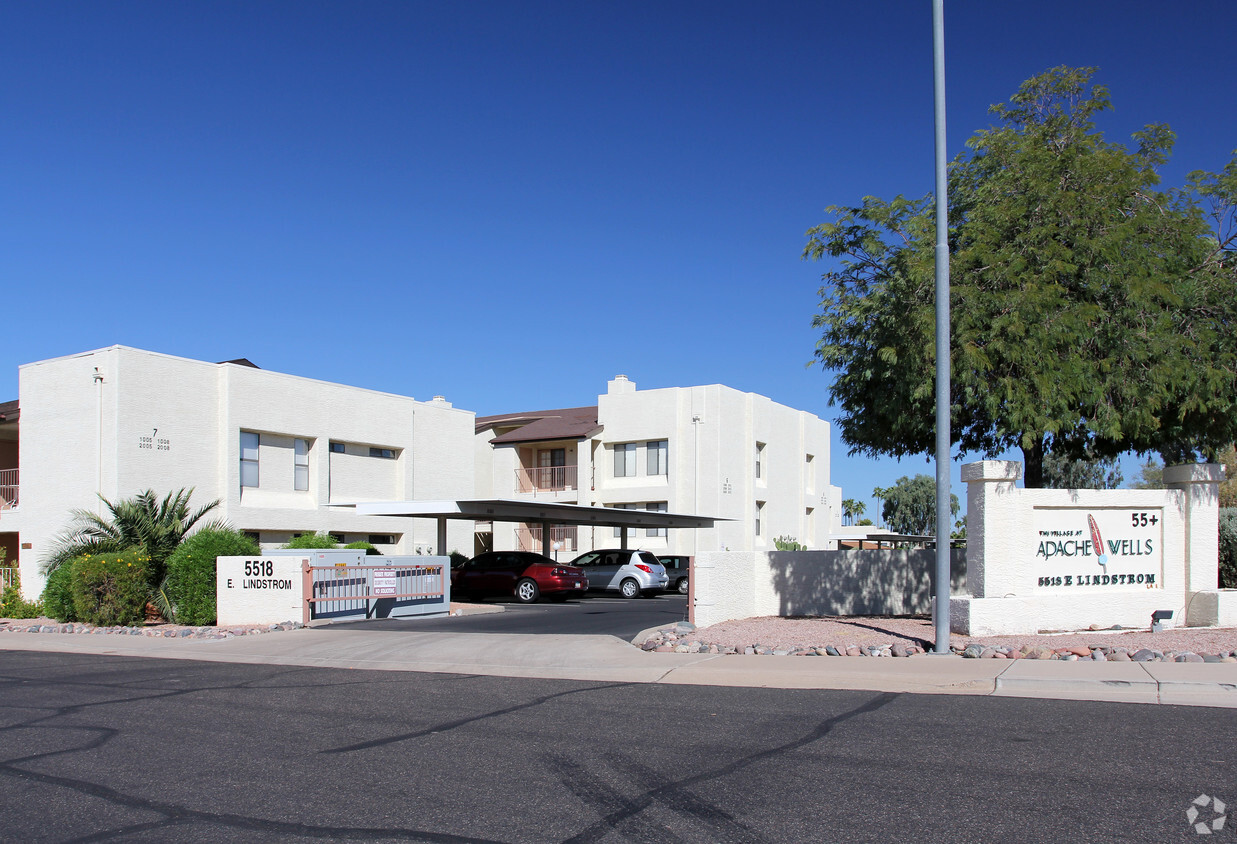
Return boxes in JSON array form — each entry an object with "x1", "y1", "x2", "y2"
[
  {"x1": 950, "y1": 460, "x2": 1233, "y2": 636},
  {"x1": 1033, "y1": 507, "x2": 1163, "y2": 591}
]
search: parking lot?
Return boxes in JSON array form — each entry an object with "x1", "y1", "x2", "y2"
[{"x1": 324, "y1": 592, "x2": 690, "y2": 640}]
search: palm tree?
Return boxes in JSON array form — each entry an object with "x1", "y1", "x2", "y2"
[
  {"x1": 841, "y1": 498, "x2": 866, "y2": 527},
  {"x1": 42, "y1": 488, "x2": 223, "y2": 585}
]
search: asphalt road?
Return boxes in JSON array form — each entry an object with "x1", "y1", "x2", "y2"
[
  {"x1": 0, "y1": 651, "x2": 1231, "y2": 843},
  {"x1": 331, "y1": 593, "x2": 692, "y2": 640}
]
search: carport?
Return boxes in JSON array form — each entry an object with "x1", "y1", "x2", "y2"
[{"x1": 335, "y1": 499, "x2": 721, "y2": 557}]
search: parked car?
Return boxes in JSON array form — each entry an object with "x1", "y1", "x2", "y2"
[
  {"x1": 657, "y1": 555, "x2": 691, "y2": 594},
  {"x1": 451, "y1": 551, "x2": 587, "y2": 603},
  {"x1": 567, "y1": 549, "x2": 668, "y2": 597}
]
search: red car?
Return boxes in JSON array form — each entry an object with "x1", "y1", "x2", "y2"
[{"x1": 451, "y1": 551, "x2": 588, "y2": 603}]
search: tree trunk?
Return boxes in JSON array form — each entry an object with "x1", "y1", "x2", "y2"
[{"x1": 1022, "y1": 437, "x2": 1045, "y2": 488}]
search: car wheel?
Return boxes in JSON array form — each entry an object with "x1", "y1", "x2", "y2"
[
  {"x1": 515, "y1": 578, "x2": 540, "y2": 603},
  {"x1": 619, "y1": 578, "x2": 640, "y2": 599},
  {"x1": 677, "y1": 578, "x2": 688, "y2": 595}
]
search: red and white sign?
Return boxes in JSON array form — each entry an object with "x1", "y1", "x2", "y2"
[{"x1": 372, "y1": 568, "x2": 397, "y2": 596}]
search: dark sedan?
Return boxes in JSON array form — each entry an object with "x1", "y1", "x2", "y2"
[{"x1": 451, "y1": 552, "x2": 588, "y2": 603}]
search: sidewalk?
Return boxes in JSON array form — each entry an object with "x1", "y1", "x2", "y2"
[{"x1": 3, "y1": 625, "x2": 1235, "y2": 708}]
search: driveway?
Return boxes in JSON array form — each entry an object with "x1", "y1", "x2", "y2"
[{"x1": 324, "y1": 592, "x2": 690, "y2": 640}]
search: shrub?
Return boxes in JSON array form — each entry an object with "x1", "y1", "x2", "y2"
[
  {"x1": 345, "y1": 541, "x2": 380, "y2": 555},
  {"x1": 163, "y1": 528, "x2": 261, "y2": 625},
  {"x1": 773, "y1": 536, "x2": 806, "y2": 551},
  {"x1": 284, "y1": 532, "x2": 339, "y2": 550},
  {"x1": 0, "y1": 568, "x2": 43, "y2": 619},
  {"x1": 1220, "y1": 508, "x2": 1236, "y2": 590},
  {"x1": 42, "y1": 561, "x2": 79, "y2": 622},
  {"x1": 70, "y1": 550, "x2": 150, "y2": 626}
]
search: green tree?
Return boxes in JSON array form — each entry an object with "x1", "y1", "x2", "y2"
[
  {"x1": 881, "y1": 474, "x2": 959, "y2": 536},
  {"x1": 804, "y1": 67, "x2": 1237, "y2": 487},
  {"x1": 43, "y1": 488, "x2": 223, "y2": 586},
  {"x1": 1041, "y1": 450, "x2": 1124, "y2": 490},
  {"x1": 841, "y1": 498, "x2": 865, "y2": 526},
  {"x1": 1130, "y1": 458, "x2": 1165, "y2": 490}
]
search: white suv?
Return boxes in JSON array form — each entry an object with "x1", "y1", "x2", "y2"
[{"x1": 567, "y1": 549, "x2": 669, "y2": 597}]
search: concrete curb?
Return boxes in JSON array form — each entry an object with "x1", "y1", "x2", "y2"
[{"x1": 2, "y1": 628, "x2": 1236, "y2": 707}]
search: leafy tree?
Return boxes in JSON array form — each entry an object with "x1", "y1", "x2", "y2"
[
  {"x1": 1130, "y1": 458, "x2": 1165, "y2": 490},
  {"x1": 804, "y1": 67, "x2": 1237, "y2": 487},
  {"x1": 43, "y1": 488, "x2": 223, "y2": 586},
  {"x1": 856, "y1": 518, "x2": 874, "y2": 527},
  {"x1": 881, "y1": 474, "x2": 959, "y2": 536},
  {"x1": 1218, "y1": 445, "x2": 1237, "y2": 509},
  {"x1": 1041, "y1": 450, "x2": 1124, "y2": 490}
]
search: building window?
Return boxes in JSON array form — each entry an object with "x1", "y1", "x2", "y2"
[
  {"x1": 613, "y1": 443, "x2": 637, "y2": 477},
  {"x1": 611, "y1": 503, "x2": 634, "y2": 538},
  {"x1": 646, "y1": 440, "x2": 667, "y2": 476},
  {"x1": 805, "y1": 453, "x2": 815, "y2": 492},
  {"x1": 330, "y1": 532, "x2": 346, "y2": 543},
  {"x1": 294, "y1": 438, "x2": 310, "y2": 491},
  {"x1": 240, "y1": 431, "x2": 259, "y2": 488},
  {"x1": 646, "y1": 502, "x2": 667, "y2": 537},
  {"x1": 368, "y1": 534, "x2": 393, "y2": 545},
  {"x1": 755, "y1": 442, "x2": 766, "y2": 480},
  {"x1": 330, "y1": 442, "x2": 345, "y2": 454},
  {"x1": 755, "y1": 501, "x2": 765, "y2": 537},
  {"x1": 369, "y1": 447, "x2": 396, "y2": 459},
  {"x1": 243, "y1": 531, "x2": 260, "y2": 543}
]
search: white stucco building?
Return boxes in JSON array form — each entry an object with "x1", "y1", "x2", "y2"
[
  {"x1": 0, "y1": 346, "x2": 475, "y2": 595},
  {"x1": 474, "y1": 375, "x2": 841, "y2": 558},
  {"x1": 0, "y1": 350, "x2": 841, "y2": 597}
]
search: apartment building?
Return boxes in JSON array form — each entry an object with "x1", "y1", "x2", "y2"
[
  {"x1": 0, "y1": 346, "x2": 475, "y2": 595},
  {"x1": 474, "y1": 375, "x2": 841, "y2": 558}
]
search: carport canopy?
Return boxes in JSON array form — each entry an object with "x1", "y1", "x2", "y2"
[{"x1": 333, "y1": 499, "x2": 725, "y2": 557}]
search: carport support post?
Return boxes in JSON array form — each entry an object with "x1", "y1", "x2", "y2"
[
  {"x1": 541, "y1": 521, "x2": 552, "y2": 558},
  {"x1": 436, "y1": 517, "x2": 447, "y2": 556}
]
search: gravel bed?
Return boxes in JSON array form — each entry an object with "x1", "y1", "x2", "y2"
[
  {"x1": 639, "y1": 616, "x2": 1237, "y2": 662},
  {"x1": 0, "y1": 617, "x2": 302, "y2": 639}
]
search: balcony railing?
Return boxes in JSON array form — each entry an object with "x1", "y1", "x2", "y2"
[
  {"x1": 516, "y1": 465, "x2": 578, "y2": 493},
  {"x1": 517, "y1": 525, "x2": 578, "y2": 555},
  {"x1": 0, "y1": 468, "x2": 16, "y2": 510}
]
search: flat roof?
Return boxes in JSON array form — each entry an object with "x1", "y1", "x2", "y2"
[{"x1": 334, "y1": 498, "x2": 724, "y2": 529}]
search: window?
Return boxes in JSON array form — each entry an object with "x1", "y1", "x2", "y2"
[
  {"x1": 755, "y1": 501, "x2": 765, "y2": 537},
  {"x1": 240, "y1": 431, "x2": 259, "y2": 488},
  {"x1": 369, "y1": 447, "x2": 396, "y2": 459},
  {"x1": 611, "y1": 503, "x2": 635, "y2": 538},
  {"x1": 647, "y1": 440, "x2": 667, "y2": 476},
  {"x1": 329, "y1": 532, "x2": 346, "y2": 543},
  {"x1": 645, "y1": 502, "x2": 667, "y2": 537},
  {"x1": 243, "y1": 531, "x2": 260, "y2": 543},
  {"x1": 755, "y1": 442, "x2": 766, "y2": 480},
  {"x1": 805, "y1": 453, "x2": 815, "y2": 492},
  {"x1": 329, "y1": 442, "x2": 345, "y2": 454},
  {"x1": 613, "y1": 443, "x2": 637, "y2": 477},
  {"x1": 294, "y1": 438, "x2": 309, "y2": 491},
  {"x1": 368, "y1": 534, "x2": 394, "y2": 545}
]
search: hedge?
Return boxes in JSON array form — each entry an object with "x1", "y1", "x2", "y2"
[{"x1": 70, "y1": 550, "x2": 150, "y2": 627}]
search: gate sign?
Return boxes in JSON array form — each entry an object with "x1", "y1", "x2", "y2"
[
  {"x1": 1033, "y1": 508, "x2": 1163, "y2": 592},
  {"x1": 372, "y1": 568, "x2": 397, "y2": 596}
]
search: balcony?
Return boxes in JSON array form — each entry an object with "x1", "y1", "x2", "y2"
[
  {"x1": 516, "y1": 525, "x2": 578, "y2": 556},
  {"x1": 0, "y1": 468, "x2": 16, "y2": 510},
  {"x1": 516, "y1": 465, "x2": 578, "y2": 494}
]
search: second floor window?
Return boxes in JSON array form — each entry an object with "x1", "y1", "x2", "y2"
[
  {"x1": 647, "y1": 440, "x2": 667, "y2": 476},
  {"x1": 614, "y1": 443, "x2": 637, "y2": 477},
  {"x1": 755, "y1": 442, "x2": 766, "y2": 480},
  {"x1": 240, "y1": 431, "x2": 259, "y2": 488},
  {"x1": 294, "y1": 438, "x2": 309, "y2": 491}
]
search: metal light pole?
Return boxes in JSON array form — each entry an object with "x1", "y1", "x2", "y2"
[{"x1": 931, "y1": 0, "x2": 952, "y2": 654}]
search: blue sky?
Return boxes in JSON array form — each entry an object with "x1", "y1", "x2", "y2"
[{"x1": 3, "y1": 1, "x2": 1234, "y2": 523}]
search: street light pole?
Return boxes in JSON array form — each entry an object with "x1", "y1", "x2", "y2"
[{"x1": 931, "y1": 0, "x2": 952, "y2": 655}]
